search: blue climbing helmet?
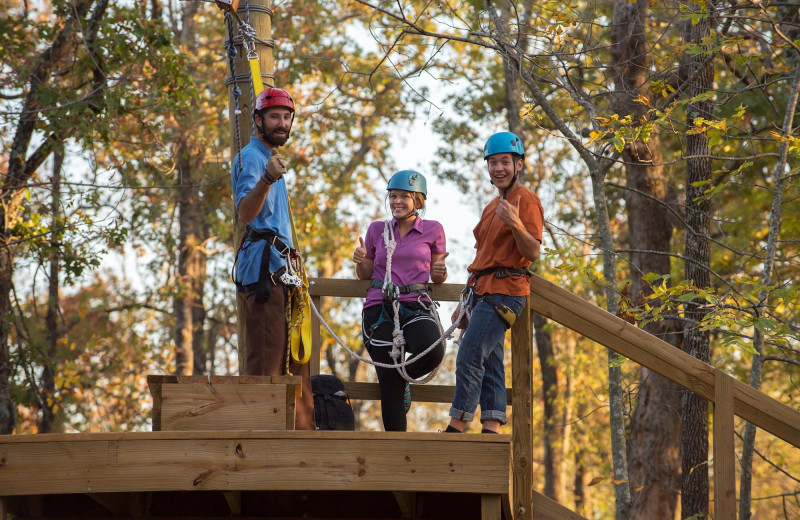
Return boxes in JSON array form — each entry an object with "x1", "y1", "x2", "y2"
[
  {"x1": 484, "y1": 131, "x2": 525, "y2": 159},
  {"x1": 387, "y1": 170, "x2": 427, "y2": 199}
]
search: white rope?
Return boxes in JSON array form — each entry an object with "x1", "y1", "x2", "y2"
[
  {"x1": 310, "y1": 219, "x2": 471, "y2": 382},
  {"x1": 309, "y1": 296, "x2": 465, "y2": 370},
  {"x1": 381, "y1": 220, "x2": 396, "y2": 292}
]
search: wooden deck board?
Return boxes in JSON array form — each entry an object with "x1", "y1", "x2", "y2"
[{"x1": 0, "y1": 431, "x2": 510, "y2": 497}]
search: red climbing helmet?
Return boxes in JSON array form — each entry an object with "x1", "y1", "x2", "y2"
[{"x1": 254, "y1": 87, "x2": 295, "y2": 113}]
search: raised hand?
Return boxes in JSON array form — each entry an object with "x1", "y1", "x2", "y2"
[
  {"x1": 495, "y1": 195, "x2": 522, "y2": 228},
  {"x1": 432, "y1": 252, "x2": 449, "y2": 279},
  {"x1": 262, "y1": 154, "x2": 287, "y2": 184},
  {"x1": 352, "y1": 236, "x2": 366, "y2": 264}
]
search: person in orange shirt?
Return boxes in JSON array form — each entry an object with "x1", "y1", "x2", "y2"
[{"x1": 444, "y1": 131, "x2": 543, "y2": 434}]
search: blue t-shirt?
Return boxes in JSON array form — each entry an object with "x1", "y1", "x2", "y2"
[{"x1": 231, "y1": 138, "x2": 293, "y2": 286}]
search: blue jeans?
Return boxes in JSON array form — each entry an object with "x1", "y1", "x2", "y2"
[{"x1": 449, "y1": 294, "x2": 525, "y2": 425}]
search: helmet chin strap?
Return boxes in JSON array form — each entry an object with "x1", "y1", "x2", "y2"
[
  {"x1": 502, "y1": 173, "x2": 519, "y2": 200},
  {"x1": 395, "y1": 209, "x2": 418, "y2": 221},
  {"x1": 491, "y1": 174, "x2": 518, "y2": 199}
]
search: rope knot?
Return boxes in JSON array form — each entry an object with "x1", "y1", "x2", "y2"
[{"x1": 225, "y1": 42, "x2": 237, "y2": 59}]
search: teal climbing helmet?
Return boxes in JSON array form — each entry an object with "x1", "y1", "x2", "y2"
[
  {"x1": 387, "y1": 170, "x2": 427, "y2": 199},
  {"x1": 484, "y1": 131, "x2": 525, "y2": 159}
]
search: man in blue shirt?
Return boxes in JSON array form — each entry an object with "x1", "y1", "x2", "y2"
[{"x1": 231, "y1": 87, "x2": 315, "y2": 429}]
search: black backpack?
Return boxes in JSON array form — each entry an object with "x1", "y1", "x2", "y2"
[{"x1": 311, "y1": 374, "x2": 355, "y2": 430}]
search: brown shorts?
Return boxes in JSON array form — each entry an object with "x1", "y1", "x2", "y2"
[{"x1": 245, "y1": 286, "x2": 315, "y2": 430}]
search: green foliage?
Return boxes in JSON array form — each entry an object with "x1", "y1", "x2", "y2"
[{"x1": 12, "y1": 275, "x2": 171, "y2": 432}]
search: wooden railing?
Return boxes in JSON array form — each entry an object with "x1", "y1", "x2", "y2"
[{"x1": 308, "y1": 275, "x2": 800, "y2": 520}]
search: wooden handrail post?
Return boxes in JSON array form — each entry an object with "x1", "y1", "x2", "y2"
[
  {"x1": 511, "y1": 296, "x2": 533, "y2": 520},
  {"x1": 714, "y1": 369, "x2": 736, "y2": 519},
  {"x1": 310, "y1": 294, "x2": 322, "y2": 376}
]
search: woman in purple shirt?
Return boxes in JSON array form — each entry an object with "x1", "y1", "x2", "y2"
[{"x1": 352, "y1": 170, "x2": 449, "y2": 431}]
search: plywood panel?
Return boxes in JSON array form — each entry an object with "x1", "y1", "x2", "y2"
[
  {"x1": 160, "y1": 383, "x2": 290, "y2": 431},
  {"x1": 148, "y1": 376, "x2": 302, "y2": 432}
]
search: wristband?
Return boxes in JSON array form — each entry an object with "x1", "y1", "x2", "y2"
[{"x1": 261, "y1": 171, "x2": 276, "y2": 185}]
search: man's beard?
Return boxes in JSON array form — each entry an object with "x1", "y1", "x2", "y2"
[
  {"x1": 264, "y1": 130, "x2": 290, "y2": 147},
  {"x1": 259, "y1": 123, "x2": 290, "y2": 147}
]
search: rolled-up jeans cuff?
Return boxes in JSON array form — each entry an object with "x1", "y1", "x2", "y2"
[
  {"x1": 480, "y1": 411, "x2": 507, "y2": 425},
  {"x1": 449, "y1": 407, "x2": 475, "y2": 422}
]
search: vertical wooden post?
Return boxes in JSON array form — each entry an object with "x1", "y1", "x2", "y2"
[
  {"x1": 481, "y1": 494, "x2": 502, "y2": 520},
  {"x1": 226, "y1": 1, "x2": 275, "y2": 369},
  {"x1": 511, "y1": 296, "x2": 533, "y2": 520},
  {"x1": 714, "y1": 370, "x2": 736, "y2": 519},
  {"x1": 1, "y1": 496, "x2": 7, "y2": 520},
  {"x1": 311, "y1": 294, "x2": 322, "y2": 376}
]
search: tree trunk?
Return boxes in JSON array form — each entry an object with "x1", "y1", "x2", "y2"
[
  {"x1": 680, "y1": 3, "x2": 714, "y2": 517},
  {"x1": 40, "y1": 145, "x2": 64, "y2": 433},
  {"x1": 171, "y1": 4, "x2": 211, "y2": 376},
  {"x1": 191, "y1": 260, "x2": 208, "y2": 375},
  {"x1": 0, "y1": 247, "x2": 15, "y2": 434},
  {"x1": 588, "y1": 162, "x2": 631, "y2": 519},
  {"x1": 610, "y1": 2, "x2": 682, "y2": 517},
  {"x1": 739, "y1": 58, "x2": 800, "y2": 520},
  {"x1": 574, "y1": 444, "x2": 590, "y2": 517},
  {"x1": 534, "y1": 311, "x2": 563, "y2": 501},
  {"x1": 173, "y1": 139, "x2": 209, "y2": 376}
]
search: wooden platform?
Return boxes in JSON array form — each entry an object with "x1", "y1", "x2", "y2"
[{"x1": 0, "y1": 430, "x2": 512, "y2": 519}]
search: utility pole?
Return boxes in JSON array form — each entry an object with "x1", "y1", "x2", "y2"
[{"x1": 222, "y1": 0, "x2": 274, "y2": 371}]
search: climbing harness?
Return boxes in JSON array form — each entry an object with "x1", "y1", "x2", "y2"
[
  {"x1": 471, "y1": 266, "x2": 529, "y2": 280},
  {"x1": 369, "y1": 279, "x2": 430, "y2": 301},
  {"x1": 309, "y1": 296, "x2": 468, "y2": 383},
  {"x1": 457, "y1": 265, "x2": 530, "y2": 330},
  {"x1": 378, "y1": 219, "x2": 443, "y2": 383},
  {"x1": 310, "y1": 220, "x2": 469, "y2": 385}
]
